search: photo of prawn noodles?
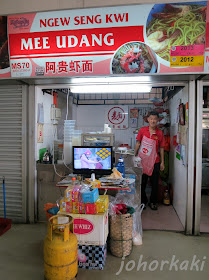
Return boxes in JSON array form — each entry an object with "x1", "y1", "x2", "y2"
[
  {"x1": 112, "y1": 42, "x2": 155, "y2": 74},
  {"x1": 0, "y1": 16, "x2": 9, "y2": 69},
  {"x1": 146, "y1": 4, "x2": 206, "y2": 61},
  {"x1": 146, "y1": 44, "x2": 158, "y2": 69}
]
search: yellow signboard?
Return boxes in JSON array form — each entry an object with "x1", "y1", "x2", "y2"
[{"x1": 170, "y1": 56, "x2": 204, "y2": 67}]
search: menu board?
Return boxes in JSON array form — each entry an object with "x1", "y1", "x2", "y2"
[{"x1": 7, "y1": 2, "x2": 208, "y2": 77}]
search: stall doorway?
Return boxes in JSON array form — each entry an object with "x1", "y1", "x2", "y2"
[
  {"x1": 141, "y1": 83, "x2": 192, "y2": 233},
  {"x1": 35, "y1": 79, "x2": 195, "y2": 234}
]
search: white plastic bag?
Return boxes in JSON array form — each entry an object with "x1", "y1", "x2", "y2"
[
  {"x1": 133, "y1": 203, "x2": 145, "y2": 246},
  {"x1": 133, "y1": 156, "x2": 142, "y2": 168},
  {"x1": 108, "y1": 193, "x2": 145, "y2": 245}
]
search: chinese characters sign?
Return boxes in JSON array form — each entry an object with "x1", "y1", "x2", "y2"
[
  {"x1": 37, "y1": 123, "x2": 43, "y2": 143},
  {"x1": 45, "y1": 60, "x2": 93, "y2": 75},
  {"x1": 7, "y1": 1, "x2": 208, "y2": 78},
  {"x1": 106, "y1": 106, "x2": 128, "y2": 129}
]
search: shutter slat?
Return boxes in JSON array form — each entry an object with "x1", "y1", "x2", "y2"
[{"x1": 0, "y1": 85, "x2": 26, "y2": 222}]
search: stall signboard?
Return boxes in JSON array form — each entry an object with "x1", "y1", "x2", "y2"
[
  {"x1": 105, "y1": 106, "x2": 128, "y2": 129},
  {"x1": 0, "y1": 16, "x2": 10, "y2": 77},
  {"x1": 204, "y1": 1, "x2": 209, "y2": 72},
  {"x1": 7, "y1": 2, "x2": 208, "y2": 78}
]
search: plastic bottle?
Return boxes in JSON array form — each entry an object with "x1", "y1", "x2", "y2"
[
  {"x1": 65, "y1": 177, "x2": 79, "y2": 202},
  {"x1": 116, "y1": 157, "x2": 125, "y2": 178},
  {"x1": 163, "y1": 190, "x2": 170, "y2": 205}
]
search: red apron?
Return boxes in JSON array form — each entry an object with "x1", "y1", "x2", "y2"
[{"x1": 138, "y1": 135, "x2": 157, "y2": 176}]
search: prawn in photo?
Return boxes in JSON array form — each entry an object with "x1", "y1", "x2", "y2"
[{"x1": 112, "y1": 41, "x2": 158, "y2": 74}]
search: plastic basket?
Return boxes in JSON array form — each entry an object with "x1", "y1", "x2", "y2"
[{"x1": 44, "y1": 203, "x2": 57, "y2": 221}]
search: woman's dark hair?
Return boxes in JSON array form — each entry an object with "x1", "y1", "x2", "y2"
[{"x1": 148, "y1": 111, "x2": 159, "y2": 118}]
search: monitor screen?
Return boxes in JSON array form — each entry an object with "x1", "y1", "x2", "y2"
[{"x1": 73, "y1": 146, "x2": 113, "y2": 176}]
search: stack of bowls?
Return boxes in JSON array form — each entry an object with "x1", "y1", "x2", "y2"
[
  {"x1": 64, "y1": 120, "x2": 76, "y2": 164},
  {"x1": 72, "y1": 130, "x2": 82, "y2": 146}
]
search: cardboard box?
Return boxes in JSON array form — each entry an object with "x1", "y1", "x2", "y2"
[
  {"x1": 65, "y1": 186, "x2": 74, "y2": 202},
  {"x1": 78, "y1": 244, "x2": 107, "y2": 270},
  {"x1": 96, "y1": 195, "x2": 109, "y2": 213},
  {"x1": 85, "y1": 203, "x2": 97, "y2": 214},
  {"x1": 60, "y1": 199, "x2": 66, "y2": 212},
  {"x1": 82, "y1": 188, "x2": 99, "y2": 203},
  {"x1": 60, "y1": 211, "x2": 108, "y2": 246},
  {"x1": 72, "y1": 186, "x2": 81, "y2": 202},
  {"x1": 79, "y1": 202, "x2": 85, "y2": 214},
  {"x1": 73, "y1": 202, "x2": 79, "y2": 214},
  {"x1": 84, "y1": 179, "x2": 101, "y2": 189},
  {"x1": 66, "y1": 201, "x2": 73, "y2": 213}
]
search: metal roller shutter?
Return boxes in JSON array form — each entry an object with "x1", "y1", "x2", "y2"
[{"x1": 0, "y1": 85, "x2": 27, "y2": 223}]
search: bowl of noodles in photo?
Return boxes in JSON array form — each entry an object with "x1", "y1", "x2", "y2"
[
  {"x1": 0, "y1": 16, "x2": 9, "y2": 70},
  {"x1": 111, "y1": 41, "x2": 158, "y2": 74},
  {"x1": 146, "y1": 2, "x2": 207, "y2": 61}
]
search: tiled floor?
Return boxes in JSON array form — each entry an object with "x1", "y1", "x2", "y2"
[
  {"x1": 141, "y1": 186, "x2": 184, "y2": 231},
  {"x1": 142, "y1": 204, "x2": 184, "y2": 231},
  {"x1": 1, "y1": 223, "x2": 209, "y2": 280},
  {"x1": 200, "y1": 192, "x2": 209, "y2": 233}
]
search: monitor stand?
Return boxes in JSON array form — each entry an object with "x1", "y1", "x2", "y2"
[{"x1": 91, "y1": 173, "x2": 96, "y2": 181}]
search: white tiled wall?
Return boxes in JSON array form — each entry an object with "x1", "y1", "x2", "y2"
[
  {"x1": 35, "y1": 87, "x2": 72, "y2": 161},
  {"x1": 72, "y1": 103, "x2": 154, "y2": 149},
  {"x1": 35, "y1": 87, "x2": 54, "y2": 161}
]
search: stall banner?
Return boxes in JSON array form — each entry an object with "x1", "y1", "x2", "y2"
[
  {"x1": 105, "y1": 106, "x2": 128, "y2": 129},
  {"x1": 204, "y1": 1, "x2": 209, "y2": 72},
  {"x1": 7, "y1": 2, "x2": 207, "y2": 78},
  {"x1": 0, "y1": 16, "x2": 10, "y2": 77}
]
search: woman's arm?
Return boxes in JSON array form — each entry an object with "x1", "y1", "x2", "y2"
[
  {"x1": 135, "y1": 140, "x2": 141, "y2": 156},
  {"x1": 160, "y1": 147, "x2": 165, "y2": 171}
]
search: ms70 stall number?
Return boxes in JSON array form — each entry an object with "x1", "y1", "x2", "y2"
[{"x1": 11, "y1": 62, "x2": 30, "y2": 70}]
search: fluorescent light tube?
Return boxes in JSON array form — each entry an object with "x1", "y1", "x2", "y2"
[
  {"x1": 70, "y1": 76, "x2": 151, "y2": 84},
  {"x1": 70, "y1": 84, "x2": 152, "y2": 93}
]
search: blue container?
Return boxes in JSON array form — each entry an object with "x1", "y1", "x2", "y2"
[
  {"x1": 116, "y1": 157, "x2": 125, "y2": 178},
  {"x1": 82, "y1": 188, "x2": 99, "y2": 204}
]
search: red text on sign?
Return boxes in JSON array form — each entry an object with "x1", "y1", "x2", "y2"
[
  {"x1": 11, "y1": 62, "x2": 30, "y2": 69},
  {"x1": 74, "y1": 15, "x2": 102, "y2": 25},
  {"x1": 106, "y1": 13, "x2": 128, "y2": 23},
  {"x1": 40, "y1": 17, "x2": 71, "y2": 27}
]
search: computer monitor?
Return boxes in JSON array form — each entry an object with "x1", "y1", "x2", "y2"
[{"x1": 72, "y1": 146, "x2": 113, "y2": 176}]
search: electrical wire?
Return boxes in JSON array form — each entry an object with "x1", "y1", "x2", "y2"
[
  {"x1": 62, "y1": 150, "x2": 73, "y2": 172},
  {"x1": 51, "y1": 88, "x2": 64, "y2": 176},
  {"x1": 66, "y1": 88, "x2": 70, "y2": 120},
  {"x1": 53, "y1": 161, "x2": 65, "y2": 178}
]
